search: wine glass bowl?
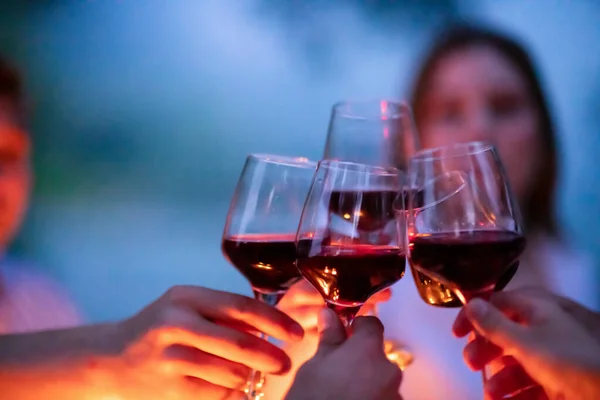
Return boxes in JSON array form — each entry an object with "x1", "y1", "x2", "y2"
[
  {"x1": 406, "y1": 142, "x2": 526, "y2": 303},
  {"x1": 295, "y1": 160, "x2": 406, "y2": 327},
  {"x1": 324, "y1": 99, "x2": 419, "y2": 170}
]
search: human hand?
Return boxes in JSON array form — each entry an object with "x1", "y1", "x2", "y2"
[
  {"x1": 285, "y1": 309, "x2": 402, "y2": 400},
  {"x1": 279, "y1": 280, "x2": 392, "y2": 335},
  {"x1": 111, "y1": 285, "x2": 304, "y2": 399},
  {"x1": 453, "y1": 288, "x2": 600, "y2": 400}
]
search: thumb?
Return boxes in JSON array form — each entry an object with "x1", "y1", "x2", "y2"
[
  {"x1": 465, "y1": 298, "x2": 528, "y2": 351},
  {"x1": 315, "y1": 308, "x2": 346, "y2": 355}
]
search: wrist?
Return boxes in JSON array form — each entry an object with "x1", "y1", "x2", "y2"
[{"x1": 78, "y1": 322, "x2": 127, "y2": 397}]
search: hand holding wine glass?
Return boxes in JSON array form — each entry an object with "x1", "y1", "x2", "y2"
[
  {"x1": 285, "y1": 309, "x2": 403, "y2": 400},
  {"x1": 0, "y1": 285, "x2": 305, "y2": 400},
  {"x1": 222, "y1": 154, "x2": 316, "y2": 399},
  {"x1": 453, "y1": 289, "x2": 600, "y2": 400},
  {"x1": 295, "y1": 160, "x2": 406, "y2": 328}
]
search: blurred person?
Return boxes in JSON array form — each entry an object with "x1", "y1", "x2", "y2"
[
  {"x1": 0, "y1": 57, "x2": 80, "y2": 333},
  {"x1": 453, "y1": 287, "x2": 600, "y2": 399},
  {"x1": 378, "y1": 22, "x2": 599, "y2": 399},
  {"x1": 266, "y1": 23, "x2": 598, "y2": 399}
]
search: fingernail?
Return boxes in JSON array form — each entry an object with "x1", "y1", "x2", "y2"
[
  {"x1": 318, "y1": 308, "x2": 333, "y2": 332},
  {"x1": 467, "y1": 298, "x2": 489, "y2": 320},
  {"x1": 290, "y1": 322, "x2": 304, "y2": 340}
]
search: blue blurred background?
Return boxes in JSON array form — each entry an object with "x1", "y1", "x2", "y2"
[{"x1": 0, "y1": 0, "x2": 598, "y2": 322}]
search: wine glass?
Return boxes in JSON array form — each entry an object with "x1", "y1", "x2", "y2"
[
  {"x1": 295, "y1": 160, "x2": 406, "y2": 328},
  {"x1": 322, "y1": 99, "x2": 420, "y2": 367},
  {"x1": 222, "y1": 154, "x2": 317, "y2": 400},
  {"x1": 324, "y1": 99, "x2": 420, "y2": 169},
  {"x1": 405, "y1": 141, "x2": 527, "y2": 388}
]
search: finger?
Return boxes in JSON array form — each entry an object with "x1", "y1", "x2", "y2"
[
  {"x1": 215, "y1": 319, "x2": 260, "y2": 337},
  {"x1": 464, "y1": 298, "x2": 528, "y2": 351},
  {"x1": 348, "y1": 316, "x2": 385, "y2": 350},
  {"x1": 453, "y1": 307, "x2": 475, "y2": 338},
  {"x1": 488, "y1": 291, "x2": 538, "y2": 324},
  {"x1": 164, "y1": 345, "x2": 250, "y2": 389},
  {"x1": 485, "y1": 363, "x2": 539, "y2": 399},
  {"x1": 158, "y1": 309, "x2": 292, "y2": 374},
  {"x1": 165, "y1": 286, "x2": 304, "y2": 342},
  {"x1": 485, "y1": 355, "x2": 518, "y2": 382},
  {"x1": 462, "y1": 335, "x2": 503, "y2": 371},
  {"x1": 316, "y1": 308, "x2": 346, "y2": 355},
  {"x1": 183, "y1": 376, "x2": 243, "y2": 400}
]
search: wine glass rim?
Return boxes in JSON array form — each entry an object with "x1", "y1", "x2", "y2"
[
  {"x1": 317, "y1": 159, "x2": 401, "y2": 176},
  {"x1": 407, "y1": 171, "x2": 469, "y2": 213},
  {"x1": 411, "y1": 141, "x2": 494, "y2": 161},
  {"x1": 332, "y1": 99, "x2": 410, "y2": 120},
  {"x1": 248, "y1": 154, "x2": 317, "y2": 168}
]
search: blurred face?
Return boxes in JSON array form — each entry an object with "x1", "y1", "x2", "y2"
[
  {"x1": 417, "y1": 45, "x2": 541, "y2": 201},
  {"x1": 0, "y1": 100, "x2": 30, "y2": 249}
]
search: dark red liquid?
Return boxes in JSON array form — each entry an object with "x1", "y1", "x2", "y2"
[
  {"x1": 409, "y1": 230, "x2": 525, "y2": 301},
  {"x1": 222, "y1": 234, "x2": 301, "y2": 295},
  {"x1": 296, "y1": 239, "x2": 405, "y2": 307},
  {"x1": 328, "y1": 190, "x2": 398, "y2": 231}
]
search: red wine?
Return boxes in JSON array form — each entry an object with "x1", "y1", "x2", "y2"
[
  {"x1": 409, "y1": 230, "x2": 525, "y2": 301},
  {"x1": 328, "y1": 189, "x2": 398, "y2": 231},
  {"x1": 222, "y1": 234, "x2": 301, "y2": 295},
  {"x1": 296, "y1": 239, "x2": 405, "y2": 307}
]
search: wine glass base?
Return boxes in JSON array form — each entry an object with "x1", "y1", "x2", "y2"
[
  {"x1": 244, "y1": 375, "x2": 266, "y2": 400},
  {"x1": 384, "y1": 339, "x2": 414, "y2": 370}
]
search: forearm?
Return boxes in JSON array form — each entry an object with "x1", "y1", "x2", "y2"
[{"x1": 0, "y1": 323, "x2": 122, "y2": 400}]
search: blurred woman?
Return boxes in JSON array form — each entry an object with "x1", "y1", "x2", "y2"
[
  {"x1": 0, "y1": 57, "x2": 80, "y2": 333},
  {"x1": 376, "y1": 23, "x2": 598, "y2": 399},
  {"x1": 268, "y1": 23, "x2": 598, "y2": 400}
]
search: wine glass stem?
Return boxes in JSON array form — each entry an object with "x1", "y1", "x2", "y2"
[
  {"x1": 245, "y1": 291, "x2": 283, "y2": 400},
  {"x1": 339, "y1": 313, "x2": 355, "y2": 328},
  {"x1": 327, "y1": 303, "x2": 360, "y2": 330}
]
